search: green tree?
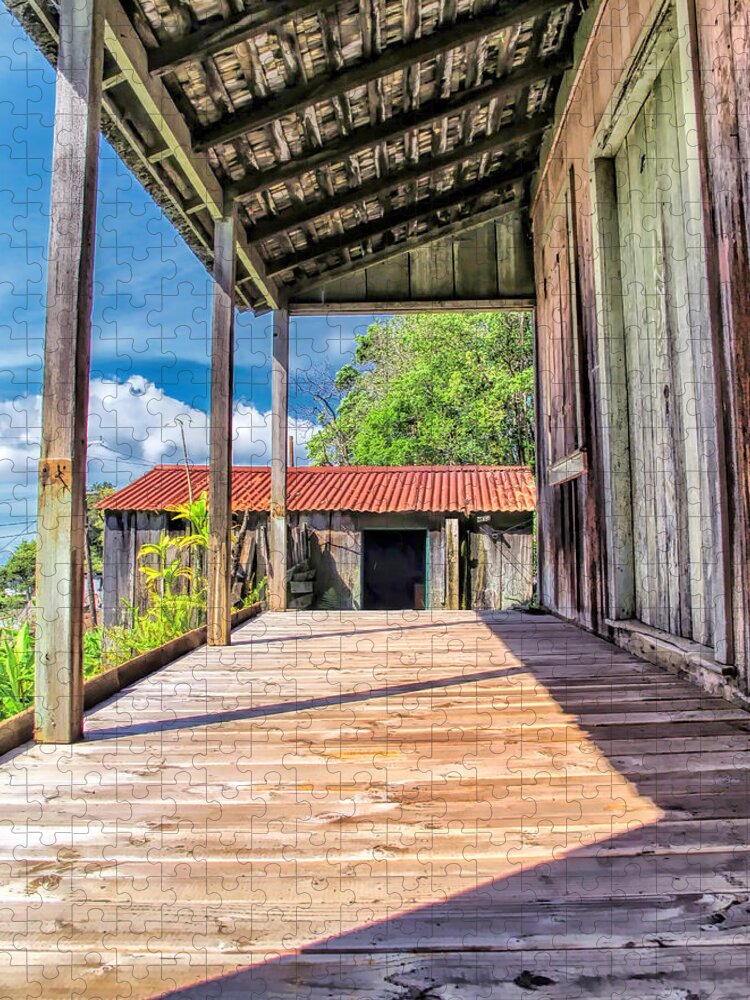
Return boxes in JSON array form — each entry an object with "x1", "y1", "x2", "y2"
[
  {"x1": 306, "y1": 313, "x2": 535, "y2": 467},
  {"x1": 0, "y1": 540, "x2": 37, "y2": 605}
]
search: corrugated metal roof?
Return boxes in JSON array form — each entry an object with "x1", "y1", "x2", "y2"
[{"x1": 99, "y1": 465, "x2": 536, "y2": 515}]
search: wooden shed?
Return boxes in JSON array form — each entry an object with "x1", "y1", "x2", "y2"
[{"x1": 100, "y1": 464, "x2": 535, "y2": 619}]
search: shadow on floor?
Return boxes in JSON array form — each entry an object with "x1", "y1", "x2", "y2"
[
  {"x1": 154, "y1": 617, "x2": 750, "y2": 999},
  {"x1": 87, "y1": 665, "x2": 527, "y2": 740},
  {"x1": 228, "y1": 610, "x2": 550, "y2": 648}
]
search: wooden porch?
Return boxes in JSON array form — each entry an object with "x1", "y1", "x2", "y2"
[{"x1": 2, "y1": 610, "x2": 749, "y2": 998}]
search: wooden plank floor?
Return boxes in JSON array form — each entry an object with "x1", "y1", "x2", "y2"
[{"x1": 1, "y1": 610, "x2": 750, "y2": 998}]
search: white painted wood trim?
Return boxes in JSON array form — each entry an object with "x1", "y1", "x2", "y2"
[{"x1": 546, "y1": 449, "x2": 587, "y2": 487}]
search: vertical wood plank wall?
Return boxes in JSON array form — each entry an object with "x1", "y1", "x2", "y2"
[
  {"x1": 615, "y1": 40, "x2": 719, "y2": 645},
  {"x1": 692, "y1": 0, "x2": 750, "y2": 680},
  {"x1": 288, "y1": 217, "x2": 534, "y2": 308},
  {"x1": 533, "y1": 0, "x2": 750, "y2": 691}
]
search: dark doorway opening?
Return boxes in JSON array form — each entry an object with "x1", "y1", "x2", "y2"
[{"x1": 362, "y1": 530, "x2": 427, "y2": 610}]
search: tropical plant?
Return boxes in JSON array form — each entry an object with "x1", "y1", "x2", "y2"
[
  {"x1": 242, "y1": 574, "x2": 267, "y2": 607},
  {"x1": 138, "y1": 531, "x2": 194, "y2": 598},
  {"x1": 0, "y1": 622, "x2": 34, "y2": 717},
  {"x1": 83, "y1": 628, "x2": 103, "y2": 678},
  {"x1": 166, "y1": 491, "x2": 209, "y2": 550},
  {"x1": 103, "y1": 592, "x2": 207, "y2": 666}
]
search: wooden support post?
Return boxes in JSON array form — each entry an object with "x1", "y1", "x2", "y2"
[
  {"x1": 445, "y1": 518, "x2": 460, "y2": 611},
  {"x1": 207, "y1": 211, "x2": 237, "y2": 646},
  {"x1": 269, "y1": 308, "x2": 289, "y2": 611},
  {"x1": 34, "y1": 0, "x2": 104, "y2": 744}
]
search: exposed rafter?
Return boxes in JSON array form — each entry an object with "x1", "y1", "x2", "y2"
[
  {"x1": 247, "y1": 116, "x2": 546, "y2": 244},
  {"x1": 149, "y1": 0, "x2": 337, "y2": 78},
  {"x1": 227, "y1": 57, "x2": 568, "y2": 202},
  {"x1": 193, "y1": 0, "x2": 564, "y2": 151},
  {"x1": 274, "y1": 197, "x2": 524, "y2": 305},
  {"x1": 99, "y1": 0, "x2": 283, "y2": 311},
  {"x1": 266, "y1": 165, "x2": 529, "y2": 278}
]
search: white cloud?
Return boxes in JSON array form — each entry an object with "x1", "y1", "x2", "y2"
[{"x1": 0, "y1": 375, "x2": 315, "y2": 557}]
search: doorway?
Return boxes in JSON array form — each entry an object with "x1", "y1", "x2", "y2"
[
  {"x1": 614, "y1": 36, "x2": 717, "y2": 644},
  {"x1": 590, "y1": 0, "x2": 725, "y2": 651},
  {"x1": 361, "y1": 530, "x2": 427, "y2": 610}
]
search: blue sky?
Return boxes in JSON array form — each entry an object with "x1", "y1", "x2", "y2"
[{"x1": 0, "y1": 1, "x2": 380, "y2": 560}]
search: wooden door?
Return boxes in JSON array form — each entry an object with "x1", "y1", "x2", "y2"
[{"x1": 615, "y1": 43, "x2": 718, "y2": 645}]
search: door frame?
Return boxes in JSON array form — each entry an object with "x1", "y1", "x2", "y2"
[
  {"x1": 359, "y1": 528, "x2": 430, "y2": 611},
  {"x1": 588, "y1": 0, "x2": 732, "y2": 661}
]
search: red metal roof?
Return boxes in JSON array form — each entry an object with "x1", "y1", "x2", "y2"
[{"x1": 99, "y1": 465, "x2": 536, "y2": 514}]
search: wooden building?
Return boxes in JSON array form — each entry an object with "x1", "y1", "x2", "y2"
[
  {"x1": 6, "y1": 0, "x2": 750, "y2": 994},
  {"x1": 533, "y1": 0, "x2": 750, "y2": 707},
  {"x1": 7, "y1": 0, "x2": 748, "y2": 724},
  {"x1": 100, "y1": 464, "x2": 535, "y2": 617}
]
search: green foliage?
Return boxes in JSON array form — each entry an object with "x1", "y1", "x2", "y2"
[
  {"x1": 86, "y1": 483, "x2": 115, "y2": 574},
  {"x1": 306, "y1": 313, "x2": 535, "y2": 468},
  {"x1": 0, "y1": 621, "x2": 106, "y2": 721},
  {"x1": 242, "y1": 575, "x2": 267, "y2": 607},
  {"x1": 83, "y1": 629, "x2": 103, "y2": 679},
  {"x1": 102, "y1": 592, "x2": 206, "y2": 666},
  {"x1": 0, "y1": 622, "x2": 34, "y2": 717},
  {"x1": 0, "y1": 540, "x2": 36, "y2": 610},
  {"x1": 166, "y1": 491, "x2": 209, "y2": 550},
  {"x1": 138, "y1": 531, "x2": 194, "y2": 597},
  {"x1": 104, "y1": 495, "x2": 212, "y2": 667},
  {"x1": 0, "y1": 490, "x2": 269, "y2": 721}
]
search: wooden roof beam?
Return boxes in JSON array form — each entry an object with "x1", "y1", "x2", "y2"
[
  {"x1": 149, "y1": 1, "x2": 336, "y2": 78},
  {"x1": 226, "y1": 56, "x2": 568, "y2": 201},
  {"x1": 101, "y1": 0, "x2": 283, "y2": 311},
  {"x1": 265, "y1": 164, "x2": 531, "y2": 278},
  {"x1": 194, "y1": 0, "x2": 565, "y2": 151},
  {"x1": 247, "y1": 115, "x2": 547, "y2": 245},
  {"x1": 275, "y1": 197, "x2": 524, "y2": 304}
]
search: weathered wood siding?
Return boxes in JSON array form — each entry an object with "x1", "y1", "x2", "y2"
[
  {"x1": 103, "y1": 510, "x2": 533, "y2": 618},
  {"x1": 288, "y1": 216, "x2": 534, "y2": 310},
  {"x1": 469, "y1": 516, "x2": 535, "y2": 610},
  {"x1": 102, "y1": 511, "x2": 170, "y2": 627},
  {"x1": 102, "y1": 511, "x2": 211, "y2": 627},
  {"x1": 535, "y1": 0, "x2": 749, "y2": 692},
  {"x1": 614, "y1": 39, "x2": 719, "y2": 644},
  {"x1": 303, "y1": 511, "x2": 361, "y2": 608},
  {"x1": 692, "y1": 0, "x2": 750, "y2": 682}
]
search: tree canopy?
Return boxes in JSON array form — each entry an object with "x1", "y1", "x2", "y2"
[
  {"x1": 0, "y1": 540, "x2": 36, "y2": 601},
  {"x1": 304, "y1": 312, "x2": 534, "y2": 467}
]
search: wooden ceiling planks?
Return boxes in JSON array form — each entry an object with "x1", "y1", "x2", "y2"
[
  {"x1": 264, "y1": 164, "x2": 528, "y2": 278},
  {"x1": 12, "y1": 0, "x2": 580, "y2": 310}
]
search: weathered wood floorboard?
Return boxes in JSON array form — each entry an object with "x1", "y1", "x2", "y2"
[{"x1": 1, "y1": 610, "x2": 749, "y2": 998}]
